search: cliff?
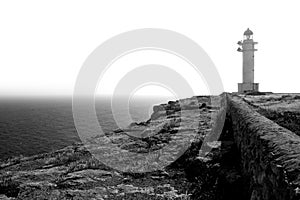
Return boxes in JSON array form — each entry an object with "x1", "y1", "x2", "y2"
[
  {"x1": 0, "y1": 95, "x2": 238, "y2": 200},
  {"x1": 1, "y1": 94, "x2": 300, "y2": 200}
]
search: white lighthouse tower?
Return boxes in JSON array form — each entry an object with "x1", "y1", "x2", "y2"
[{"x1": 237, "y1": 28, "x2": 259, "y2": 93}]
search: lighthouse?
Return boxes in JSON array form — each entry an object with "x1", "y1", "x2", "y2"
[{"x1": 237, "y1": 28, "x2": 259, "y2": 93}]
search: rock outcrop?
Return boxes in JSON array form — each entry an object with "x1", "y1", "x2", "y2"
[
  {"x1": 0, "y1": 95, "x2": 234, "y2": 200},
  {"x1": 2, "y1": 94, "x2": 299, "y2": 200}
]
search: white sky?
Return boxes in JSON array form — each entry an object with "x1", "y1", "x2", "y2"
[{"x1": 1, "y1": 0, "x2": 300, "y2": 98}]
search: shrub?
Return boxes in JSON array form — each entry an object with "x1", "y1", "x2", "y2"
[{"x1": 0, "y1": 177, "x2": 19, "y2": 197}]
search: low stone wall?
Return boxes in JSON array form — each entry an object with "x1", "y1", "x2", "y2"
[{"x1": 227, "y1": 95, "x2": 300, "y2": 200}]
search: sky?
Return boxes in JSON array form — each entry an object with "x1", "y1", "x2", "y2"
[{"x1": 1, "y1": 0, "x2": 300, "y2": 98}]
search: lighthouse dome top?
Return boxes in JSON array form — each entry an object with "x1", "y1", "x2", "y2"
[{"x1": 244, "y1": 28, "x2": 253, "y2": 36}]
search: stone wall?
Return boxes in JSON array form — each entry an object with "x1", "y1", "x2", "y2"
[{"x1": 227, "y1": 95, "x2": 300, "y2": 200}]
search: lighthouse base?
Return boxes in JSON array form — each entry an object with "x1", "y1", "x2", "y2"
[{"x1": 238, "y1": 83, "x2": 259, "y2": 93}]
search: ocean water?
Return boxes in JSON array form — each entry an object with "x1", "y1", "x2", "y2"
[{"x1": 0, "y1": 96, "x2": 172, "y2": 160}]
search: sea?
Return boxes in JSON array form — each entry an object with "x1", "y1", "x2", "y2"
[{"x1": 0, "y1": 96, "x2": 173, "y2": 160}]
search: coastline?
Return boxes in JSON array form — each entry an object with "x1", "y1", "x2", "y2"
[{"x1": 0, "y1": 95, "x2": 241, "y2": 199}]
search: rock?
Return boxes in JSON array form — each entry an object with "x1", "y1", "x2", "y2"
[
  {"x1": 120, "y1": 141, "x2": 149, "y2": 151},
  {"x1": 200, "y1": 103, "x2": 207, "y2": 109},
  {"x1": 0, "y1": 95, "x2": 227, "y2": 199},
  {"x1": 150, "y1": 111, "x2": 166, "y2": 120},
  {"x1": 153, "y1": 105, "x2": 165, "y2": 113},
  {"x1": 113, "y1": 128, "x2": 124, "y2": 133},
  {"x1": 0, "y1": 194, "x2": 13, "y2": 200}
]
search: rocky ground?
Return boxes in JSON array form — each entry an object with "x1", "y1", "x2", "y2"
[
  {"x1": 0, "y1": 95, "x2": 244, "y2": 200},
  {"x1": 242, "y1": 93, "x2": 300, "y2": 136}
]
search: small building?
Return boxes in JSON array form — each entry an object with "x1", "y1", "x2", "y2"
[{"x1": 237, "y1": 28, "x2": 259, "y2": 93}]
